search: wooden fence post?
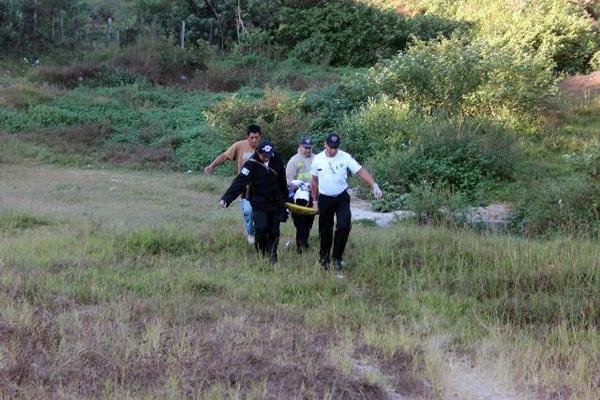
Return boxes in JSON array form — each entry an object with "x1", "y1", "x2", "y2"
[
  {"x1": 60, "y1": 10, "x2": 64, "y2": 42},
  {"x1": 180, "y1": 20, "x2": 186, "y2": 49}
]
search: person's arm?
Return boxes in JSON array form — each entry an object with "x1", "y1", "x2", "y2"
[
  {"x1": 205, "y1": 142, "x2": 237, "y2": 175},
  {"x1": 356, "y1": 168, "x2": 383, "y2": 200},
  {"x1": 219, "y1": 163, "x2": 252, "y2": 207},
  {"x1": 311, "y1": 175, "x2": 319, "y2": 209}
]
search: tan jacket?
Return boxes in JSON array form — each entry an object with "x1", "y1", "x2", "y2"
[{"x1": 286, "y1": 152, "x2": 314, "y2": 184}]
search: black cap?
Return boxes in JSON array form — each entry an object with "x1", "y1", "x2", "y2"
[
  {"x1": 325, "y1": 132, "x2": 340, "y2": 148},
  {"x1": 258, "y1": 139, "x2": 274, "y2": 157},
  {"x1": 300, "y1": 137, "x2": 313, "y2": 147}
]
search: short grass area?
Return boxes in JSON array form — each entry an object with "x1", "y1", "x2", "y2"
[{"x1": 1, "y1": 163, "x2": 598, "y2": 398}]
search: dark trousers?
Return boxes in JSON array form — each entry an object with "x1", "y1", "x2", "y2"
[
  {"x1": 318, "y1": 191, "x2": 351, "y2": 262},
  {"x1": 292, "y1": 212, "x2": 315, "y2": 252},
  {"x1": 253, "y1": 209, "x2": 281, "y2": 261}
]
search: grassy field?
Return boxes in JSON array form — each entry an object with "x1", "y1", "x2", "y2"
[{"x1": 1, "y1": 153, "x2": 599, "y2": 398}]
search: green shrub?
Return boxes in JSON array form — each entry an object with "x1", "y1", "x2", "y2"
[
  {"x1": 404, "y1": 182, "x2": 470, "y2": 226},
  {"x1": 0, "y1": 210, "x2": 51, "y2": 233},
  {"x1": 339, "y1": 95, "x2": 411, "y2": 159},
  {"x1": 563, "y1": 143, "x2": 600, "y2": 178},
  {"x1": 173, "y1": 127, "x2": 227, "y2": 172},
  {"x1": 0, "y1": 106, "x2": 39, "y2": 132},
  {"x1": 421, "y1": 0, "x2": 600, "y2": 74},
  {"x1": 233, "y1": 28, "x2": 279, "y2": 58},
  {"x1": 590, "y1": 50, "x2": 600, "y2": 71},
  {"x1": 496, "y1": 2, "x2": 600, "y2": 74},
  {"x1": 119, "y1": 229, "x2": 203, "y2": 257},
  {"x1": 359, "y1": 35, "x2": 557, "y2": 121},
  {"x1": 300, "y1": 83, "x2": 364, "y2": 133},
  {"x1": 288, "y1": 33, "x2": 334, "y2": 65},
  {"x1": 406, "y1": 14, "x2": 471, "y2": 42},
  {"x1": 278, "y1": 1, "x2": 408, "y2": 66},
  {"x1": 204, "y1": 87, "x2": 310, "y2": 159},
  {"x1": 367, "y1": 116, "x2": 518, "y2": 196},
  {"x1": 511, "y1": 176, "x2": 600, "y2": 237},
  {"x1": 364, "y1": 35, "x2": 485, "y2": 114},
  {"x1": 470, "y1": 46, "x2": 557, "y2": 118},
  {"x1": 371, "y1": 182, "x2": 407, "y2": 212}
]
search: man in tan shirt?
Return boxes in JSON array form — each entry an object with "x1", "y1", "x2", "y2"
[
  {"x1": 204, "y1": 124, "x2": 261, "y2": 244},
  {"x1": 285, "y1": 137, "x2": 315, "y2": 253}
]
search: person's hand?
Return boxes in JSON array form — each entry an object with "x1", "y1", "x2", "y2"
[
  {"x1": 312, "y1": 200, "x2": 319, "y2": 211},
  {"x1": 372, "y1": 183, "x2": 383, "y2": 200},
  {"x1": 219, "y1": 199, "x2": 227, "y2": 208},
  {"x1": 204, "y1": 165, "x2": 214, "y2": 175}
]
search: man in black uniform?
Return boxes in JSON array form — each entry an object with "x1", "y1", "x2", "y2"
[{"x1": 220, "y1": 139, "x2": 288, "y2": 263}]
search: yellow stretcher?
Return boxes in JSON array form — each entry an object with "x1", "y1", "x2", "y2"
[{"x1": 286, "y1": 202, "x2": 318, "y2": 215}]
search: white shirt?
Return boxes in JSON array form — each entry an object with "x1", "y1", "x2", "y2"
[{"x1": 310, "y1": 150, "x2": 362, "y2": 196}]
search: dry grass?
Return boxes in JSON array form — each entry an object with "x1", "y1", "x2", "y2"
[
  {"x1": 34, "y1": 63, "x2": 102, "y2": 89},
  {"x1": 1, "y1": 163, "x2": 598, "y2": 399},
  {"x1": 0, "y1": 81, "x2": 62, "y2": 109}
]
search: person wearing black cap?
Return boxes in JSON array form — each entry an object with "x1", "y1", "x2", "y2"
[
  {"x1": 310, "y1": 132, "x2": 383, "y2": 270},
  {"x1": 286, "y1": 137, "x2": 315, "y2": 253},
  {"x1": 219, "y1": 139, "x2": 288, "y2": 263}
]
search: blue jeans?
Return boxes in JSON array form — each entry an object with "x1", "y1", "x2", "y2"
[{"x1": 240, "y1": 198, "x2": 254, "y2": 235}]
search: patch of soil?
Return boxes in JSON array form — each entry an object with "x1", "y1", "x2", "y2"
[
  {"x1": 559, "y1": 71, "x2": 600, "y2": 97},
  {"x1": 354, "y1": 344, "x2": 432, "y2": 398}
]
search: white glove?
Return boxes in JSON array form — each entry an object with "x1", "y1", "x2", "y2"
[{"x1": 372, "y1": 183, "x2": 383, "y2": 200}]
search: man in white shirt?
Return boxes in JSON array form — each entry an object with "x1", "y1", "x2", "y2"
[{"x1": 310, "y1": 132, "x2": 383, "y2": 270}]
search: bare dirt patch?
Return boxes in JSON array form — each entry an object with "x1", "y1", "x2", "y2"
[{"x1": 559, "y1": 71, "x2": 600, "y2": 98}]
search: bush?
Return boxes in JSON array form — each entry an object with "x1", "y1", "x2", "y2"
[
  {"x1": 358, "y1": 35, "x2": 557, "y2": 121},
  {"x1": 498, "y1": 2, "x2": 600, "y2": 74},
  {"x1": 288, "y1": 33, "x2": 334, "y2": 65},
  {"x1": 173, "y1": 127, "x2": 227, "y2": 172},
  {"x1": 278, "y1": 1, "x2": 409, "y2": 66},
  {"x1": 511, "y1": 176, "x2": 600, "y2": 237},
  {"x1": 233, "y1": 28, "x2": 279, "y2": 58},
  {"x1": 339, "y1": 95, "x2": 411, "y2": 159},
  {"x1": 404, "y1": 182, "x2": 469, "y2": 226},
  {"x1": 204, "y1": 87, "x2": 310, "y2": 159},
  {"x1": 590, "y1": 50, "x2": 600, "y2": 71},
  {"x1": 367, "y1": 116, "x2": 519, "y2": 196},
  {"x1": 111, "y1": 37, "x2": 206, "y2": 84},
  {"x1": 421, "y1": 0, "x2": 600, "y2": 74},
  {"x1": 363, "y1": 35, "x2": 485, "y2": 114},
  {"x1": 470, "y1": 46, "x2": 557, "y2": 118}
]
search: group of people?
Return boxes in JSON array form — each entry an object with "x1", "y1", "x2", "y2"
[{"x1": 204, "y1": 124, "x2": 383, "y2": 270}]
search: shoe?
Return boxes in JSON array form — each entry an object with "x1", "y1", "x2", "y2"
[
  {"x1": 333, "y1": 259, "x2": 345, "y2": 271},
  {"x1": 319, "y1": 258, "x2": 330, "y2": 270},
  {"x1": 247, "y1": 234, "x2": 255, "y2": 245}
]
